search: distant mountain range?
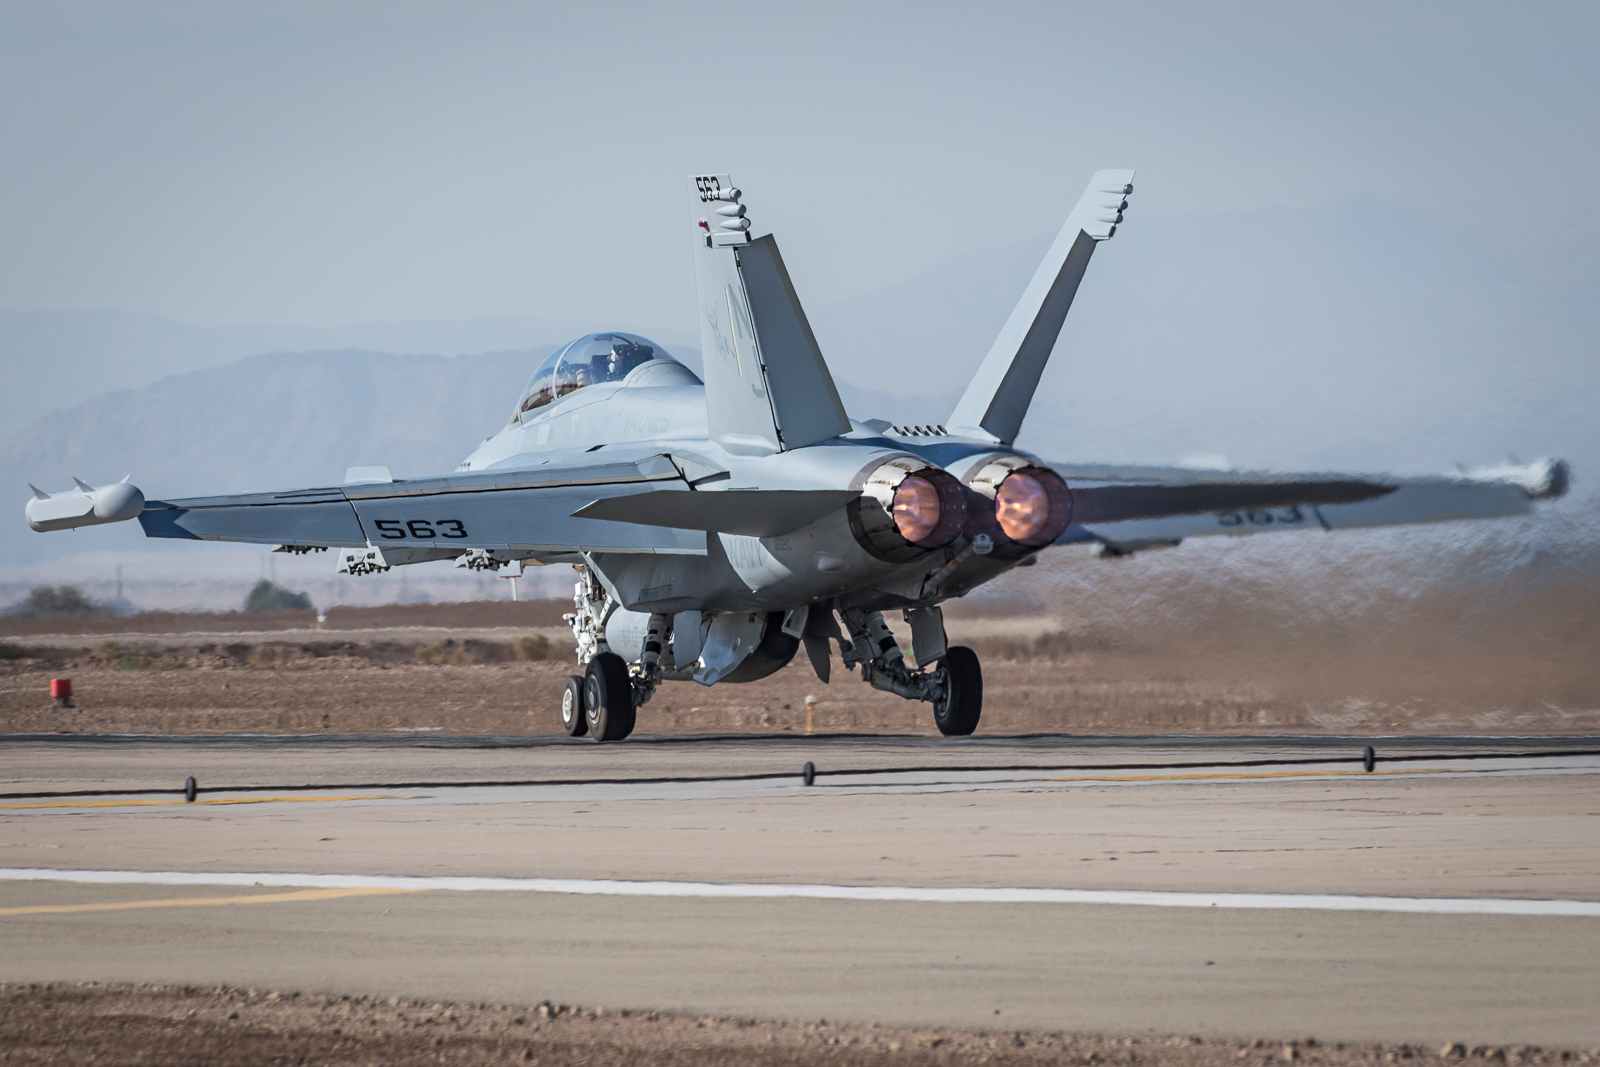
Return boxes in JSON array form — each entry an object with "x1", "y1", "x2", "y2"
[
  {"x1": 5, "y1": 348, "x2": 544, "y2": 506},
  {"x1": 0, "y1": 310, "x2": 703, "y2": 443}
]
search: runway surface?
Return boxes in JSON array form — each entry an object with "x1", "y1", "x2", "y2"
[{"x1": 2, "y1": 734, "x2": 1598, "y2": 1047}]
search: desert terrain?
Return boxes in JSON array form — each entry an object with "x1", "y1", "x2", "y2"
[{"x1": 2, "y1": 592, "x2": 1598, "y2": 737}]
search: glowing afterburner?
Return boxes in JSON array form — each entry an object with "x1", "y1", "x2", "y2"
[{"x1": 994, "y1": 469, "x2": 1072, "y2": 545}]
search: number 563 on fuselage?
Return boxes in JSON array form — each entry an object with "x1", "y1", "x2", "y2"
[{"x1": 24, "y1": 170, "x2": 1569, "y2": 741}]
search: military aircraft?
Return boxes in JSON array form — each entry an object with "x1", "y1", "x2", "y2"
[{"x1": 25, "y1": 171, "x2": 1569, "y2": 741}]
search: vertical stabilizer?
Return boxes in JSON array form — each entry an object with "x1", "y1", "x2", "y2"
[
  {"x1": 735, "y1": 234, "x2": 852, "y2": 449},
  {"x1": 947, "y1": 169, "x2": 1135, "y2": 445},
  {"x1": 688, "y1": 175, "x2": 851, "y2": 455}
]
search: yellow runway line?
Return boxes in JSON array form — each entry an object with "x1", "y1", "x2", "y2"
[
  {"x1": 1016, "y1": 768, "x2": 1465, "y2": 784},
  {"x1": 1, "y1": 794, "x2": 405, "y2": 811},
  {"x1": 0, "y1": 886, "x2": 424, "y2": 916}
]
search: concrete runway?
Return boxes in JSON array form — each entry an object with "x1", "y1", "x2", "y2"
[{"x1": 2, "y1": 734, "x2": 1598, "y2": 1047}]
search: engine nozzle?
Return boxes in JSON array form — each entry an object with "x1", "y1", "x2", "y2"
[
  {"x1": 849, "y1": 461, "x2": 967, "y2": 562},
  {"x1": 994, "y1": 468, "x2": 1071, "y2": 544},
  {"x1": 956, "y1": 455, "x2": 1073, "y2": 548}
]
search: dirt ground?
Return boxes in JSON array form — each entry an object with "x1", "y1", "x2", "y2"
[
  {"x1": 0, "y1": 656, "x2": 1595, "y2": 737},
  {"x1": 0, "y1": 600, "x2": 570, "y2": 639},
  {"x1": 2, "y1": 982, "x2": 1589, "y2": 1067},
  {"x1": 1, "y1": 597, "x2": 1597, "y2": 736}
]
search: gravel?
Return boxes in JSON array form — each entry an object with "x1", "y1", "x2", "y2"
[{"x1": 5, "y1": 982, "x2": 1592, "y2": 1067}]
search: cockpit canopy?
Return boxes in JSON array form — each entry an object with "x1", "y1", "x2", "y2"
[{"x1": 513, "y1": 332, "x2": 677, "y2": 421}]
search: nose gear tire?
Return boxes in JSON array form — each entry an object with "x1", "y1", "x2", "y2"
[
  {"x1": 584, "y1": 652, "x2": 636, "y2": 742},
  {"x1": 932, "y1": 645, "x2": 982, "y2": 736},
  {"x1": 560, "y1": 674, "x2": 588, "y2": 737}
]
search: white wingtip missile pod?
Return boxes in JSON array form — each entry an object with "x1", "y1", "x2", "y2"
[{"x1": 25, "y1": 476, "x2": 145, "y2": 532}]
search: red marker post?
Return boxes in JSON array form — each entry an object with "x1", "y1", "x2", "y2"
[{"x1": 50, "y1": 678, "x2": 73, "y2": 709}]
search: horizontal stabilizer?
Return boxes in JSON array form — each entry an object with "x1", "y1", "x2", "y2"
[{"x1": 574, "y1": 489, "x2": 861, "y2": 538}]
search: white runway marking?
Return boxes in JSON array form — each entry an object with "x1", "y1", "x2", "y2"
[{"x1": 3, "y1": 868, "x2": 1597, "y2": 917}]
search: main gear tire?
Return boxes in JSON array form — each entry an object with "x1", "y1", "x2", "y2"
[
  {"x1": 584, "y1": 652, "x2": 636, "y2": 742},
  {"x1": 560, "y1": 675, "x2": 588, "y2": 737},
  {"x1": 932, "y1": 645, "x2": 983, "y2": 736}
]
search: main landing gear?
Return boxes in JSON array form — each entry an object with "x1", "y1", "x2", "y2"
[
  {"x1": 583, "y1": 652, "x2": 636, "y2": 742},
  {"x1": 837, "y1": 607, "x2": 984, "y2": 736},
  {"x1": 556, "y1": 562, "x2": 983, "y2": 739},
  {"x1": 930, "y1": 645, "x2": 983, "y2": 736}
]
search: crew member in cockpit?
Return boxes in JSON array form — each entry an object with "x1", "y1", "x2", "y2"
[
  {"x1": 556, "y1": 359, "x2": 592, "y2": 399},
  {"x1": 605, "y1": 340, "x2": 653, "y2": 381}
]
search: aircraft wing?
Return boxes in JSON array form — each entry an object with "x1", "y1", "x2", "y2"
[
  {"x1": 136, "y1": 452, "x2": 709, "y2": 557},
  {"x1": 1053, "y1": 458, "x2": 1570, "y2": 556}
]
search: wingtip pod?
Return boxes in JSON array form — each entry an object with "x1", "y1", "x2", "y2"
[
  {"x1": 1533, "y1": 458, "x2": 1572, "y2": 500},
  {"x1": 24, "y1": 479, "x2": 145, "y2": 533},
  {"x1": 1457, "y1": 457, "x2": 1571, "y2": 500}
]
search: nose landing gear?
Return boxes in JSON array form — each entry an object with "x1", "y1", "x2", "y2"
[{"x1": 560, "y1": 675, "x2": 588, "y2": 737}]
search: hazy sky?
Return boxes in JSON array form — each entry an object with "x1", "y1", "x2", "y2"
[
  {"x1": 3, "y1": 0, "x2": 1598, "y2": 607},
  {"x1": 2, "y1": 0, "x2": 1596, "y2": 333}
]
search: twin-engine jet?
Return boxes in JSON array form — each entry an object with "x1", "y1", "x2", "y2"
[{"x1": 26, "y1": 171, "x2": 1569, "y2": 740}]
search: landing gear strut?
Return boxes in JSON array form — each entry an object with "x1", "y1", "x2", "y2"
[
  {"x1": 560, "y1": 565, "x2": 653, "y2": 742},
  {"x1": 837, "y1": 607, "x2": 984, "y2": 736}
]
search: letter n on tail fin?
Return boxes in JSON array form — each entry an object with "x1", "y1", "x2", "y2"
[
  {"x1": 947, "y1": 169, "x2": 1135, "y2": 445},
  {"x1": 689, "y1": 174, "x2": 851, "y2": 455}
]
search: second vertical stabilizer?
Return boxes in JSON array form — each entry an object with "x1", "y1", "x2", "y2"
[{"x1": 947, "y1": 169, "x2": 1135, "y2": 445}]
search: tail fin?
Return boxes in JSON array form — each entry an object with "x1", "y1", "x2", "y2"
[
  {"x1": 947, "y1": 169, "x2": 1135, "y2": 445},
  {"x1": 688, "y1": 174, "x2": 851, "y2": 455}
]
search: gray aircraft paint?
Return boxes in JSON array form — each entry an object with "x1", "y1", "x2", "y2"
[{"x1": 732, "y1": 235, "x2": 853, "y2": 450}]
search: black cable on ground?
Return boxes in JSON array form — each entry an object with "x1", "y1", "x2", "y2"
[{"x1": 3, "y1": 748, "x2": 1597, "y2": 802}]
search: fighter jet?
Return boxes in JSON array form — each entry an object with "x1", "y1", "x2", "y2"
[{"x1": 24, "y1": 171, "x2": 1570, "y2": 741}]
